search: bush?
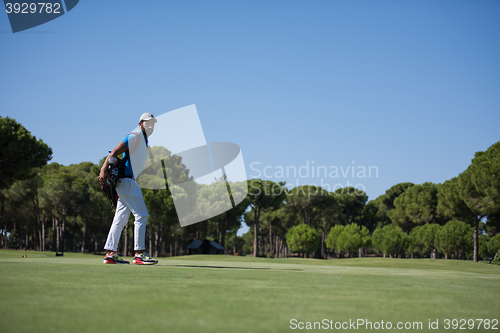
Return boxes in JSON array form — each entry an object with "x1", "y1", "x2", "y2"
[
  {"x1": 487, "y1": 234, "x2": 500, "y2": 256},
  {"x1": 435, "y1": 220, "x2": 473, "y2": 259},
  {"x1": 287, "y1": 224, "x2": 319, "y2": 258},
  {"x1": 491, "y1": 250, "x2": 500, "y2": 265},
  {"x1": 371, "y1": 227, "x2": 385, "y2": 255},
  {"x1": 336, "y1": 223, "x2": 370, "y2": 257},
  {"x1": 409, "y1": 224, "x2": 441, "y2": 257},
  {"x1": 371, "y1": 225, "x2": 408, "y2": 257},
  {"x1": 479, "y1": 234, "x2": 490, "y2": 260},
  {"x1": 325, "y1": 225, "x2": 344, "y2": 253}
]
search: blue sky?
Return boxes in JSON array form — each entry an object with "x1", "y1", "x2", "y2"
[{"x1": 1, "y1": 1, "x2": 499, "y2": 234}]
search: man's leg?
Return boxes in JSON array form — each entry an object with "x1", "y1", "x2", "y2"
[
  {"x1": 115, "y1": 179, "x2": 148, "y2": 251},
  {"x1": 114, "y1": 179, "x2": 157, "y2": 265},
  {"x1": 104, "y1": 198, "x2": 131, "y2": 253},
  {"x1": 103, "y1": 192, "x2": 131, "y2": 264}
]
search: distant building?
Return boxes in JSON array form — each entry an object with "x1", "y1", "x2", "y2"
[{"x1": 185, "y1": 239, "x2": 225, "y2": 255}]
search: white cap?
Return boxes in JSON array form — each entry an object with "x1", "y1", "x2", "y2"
[{"x1": 139, "y1": 112, "x2": 157, "y2": 123}]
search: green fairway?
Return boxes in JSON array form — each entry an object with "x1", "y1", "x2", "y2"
[{"x1": 1, "y1": 250, "x2": 499, "y2": 333}]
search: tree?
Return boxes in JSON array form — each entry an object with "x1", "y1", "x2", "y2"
[
  {"x1": 371, "y1": 227, "x2": 385, "y2": 257},
  {"x1": 286, "y1": 185, "x2": 338, "y2": 258},
  {"x1": 382, "y1": 182, "x2": 415, "y2": 211},
  {"x1": 0, "y1": 117, "x2": 53, "y2": 189},
  {"x1": 335, "y1": 223, "x2": 370, "y2": 258},
  {"x1": 488, "y1": 234, "x2": 500, "y2": 257},
  {"x1": 437, "y1": 177, "x2": 475, "y2": 223},
  {"x1": 240, "y1": 229, "x2": 255, "y2": 255},
  {"x1": 325, "y1": 224, "x2": 344, "y2": 257},
  {"x1": 484, "y1": 213, "x2": 500, "y2": 236},
  {"x1": 358, "y1": 200, "x2": 382, "y2": 234},
  {"x1": 40, "y1": 166, "x2": 85, "y2": 255},
  {"x1": 286, "y1": 224, "x2": 319, "y2": 258},
  {"x1": 259, "y1": 207, "x2": 282, "y2": 257},
  {"x1": 206, "y1": 192, "x2": 250, "y2": 254},
  {"x1": 409, "y1": 223, "x2": 441, "y2": 258},
  {"x1": 226, "y1": 232, "x2": 245, "y2": 255},
  {"x1": 458, "y1": 142, "x2": 500, "y2": 261},
  {"x1": 390, "y1": 183, "x2": 442, "y2": 232},
  {"x1": 368, "y1": 183, "x2": 415, "y2": 229},
  {"x1": 316, "y1": 193, "x2": 341, "y2": 259},
  {"x1": 2, "y1": 179, "x2": 34, "y2": 249},
  {"x1": 406, "y1": 231, "x2": 418, "y2": 259},
  {"x1": 478, "y1": 235, "x2": 490, "y2": 260},
  {"x1": 435, "y1": 220, "x2": 473, "y2": 259},
  {"x1": 259, "y1": 204, "x2": 296, "y2": 258},
  {"x1": 0, "y1": 117, "x2": 52, "y2": 245},
  {"x1": 333, "y1": 187, "x2": 368, "y2": 225},
  {"x1": 371, "y1": 225, "x2": 408, "y2": 258},
  {"x1": 286, "y1": 185, "x2": 331, "y2": 226},
  {"x1": 14, "y1": 170, "x2": 44, "y2": 251},
  {"x1": 215, "y1": 179, "x2": 251, "y2": 252},
  {"x1": 246, "y1": 179, "x2": 286, "y2": 257}
]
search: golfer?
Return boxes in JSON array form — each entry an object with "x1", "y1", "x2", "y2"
[{"x1": 98, "y1": 113, "x2": 158, "y2": 265}]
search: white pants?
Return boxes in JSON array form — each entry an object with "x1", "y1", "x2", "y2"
[{"x1": 104, "y1": 178, "x2": 148, "y2": 252}]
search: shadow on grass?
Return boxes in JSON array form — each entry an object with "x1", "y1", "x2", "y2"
[{"x1": 164, "y1": 264, "x2": 303, "y2": 271}]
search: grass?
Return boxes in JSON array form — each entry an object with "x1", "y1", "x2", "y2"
[{"x1": 1, "y1": 250, "x2": 499, "y2": 333}]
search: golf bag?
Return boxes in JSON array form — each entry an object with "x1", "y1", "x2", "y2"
[
  {"x1": 100, "y1": 132, "x2": 141, "y2": 209},
  {"x1": 101, "y1": 156, "x2": 121, "y2": 209}
]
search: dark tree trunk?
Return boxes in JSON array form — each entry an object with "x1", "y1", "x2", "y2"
[
  {"x1": 0, "y1": 192, "x2": 3, "y2": 248},
  {"x1": 52, "y1": 217, "x2": 57, "y2": 252},
  {"x1": 60, "y1": 209, "x2": 66, "y2": 255},
  {"x1": 154, "y1": 223, "x2": 160, "y2": 258},
  {"x1": 81, "y1": 220, "x2": 87, "y2": 254},
  {"x1": 233, "y1": 233, "x2": 237, "y2": 254},
  {"x1": 55, "y1": 218, "x2": 60, "y2": 253},
  {"x1": 10, "y1": 210, "x2": 17, "y2": 249},
  {"x1": 276, "y1": 236, "x2": 279, "y2": 258},
  {"x1": 220, "y1": 218, "x2": 227, "y2": 250},
  {"x1": 281, "y1": 226, "x2": 285, "y2": 258},
  {"x1": 253, "y1": 207, "x2": 260, "y2": 257},
  {"x1": 181, "y1": 233, "x2": 184, "y2": 255},
  {"x1": 174, "y1": 228, "x2": 178, "y2": 256},
  {"x1": 474, "y1": 216, "x2": 479, "y2": 262},
  {"x1": 321, "y1": 221, "x2": 326, "y2": 259},
  {"x1": 41, "y1": 217, "x2": 45, "y2": 251},
  {"x1": 160, "y1": 222, "x2": 165, "y2": 257},
  {"x1": 34, "y1": 198, "x2": 42, "y2": 251},
  {"x1": 261, "y1": 234, "x2": 266, "y2": 256},
  {"x1": 269, "y1": 225, "x2": 273, "y2": 256}
]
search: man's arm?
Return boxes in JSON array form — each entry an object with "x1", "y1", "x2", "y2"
[{"x1": 98, "y1": 141, "x2": 128, "y2": 184}]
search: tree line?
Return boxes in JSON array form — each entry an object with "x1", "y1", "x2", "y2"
[
  {"x1": 1, "y1": 116, "x2": 499, "y2": 262},
  {"x1": 243, "y1": 141, "x2": 500, "y2": 262}
]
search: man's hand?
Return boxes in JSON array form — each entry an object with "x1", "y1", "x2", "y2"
[{"x1": 98, "y1": 169, "x2": 110, "y2": 185}]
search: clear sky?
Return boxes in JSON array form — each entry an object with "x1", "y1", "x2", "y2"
[{"x1": 1, "y1": 1, "x2": 499, "y2": 235}]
